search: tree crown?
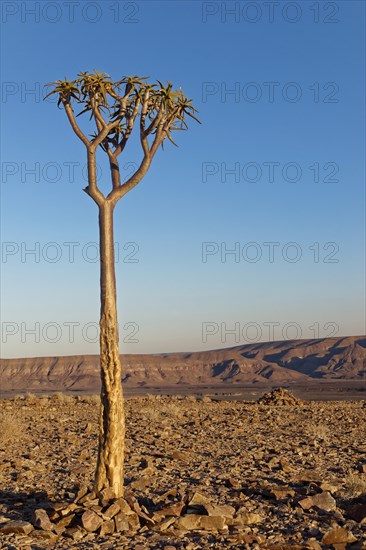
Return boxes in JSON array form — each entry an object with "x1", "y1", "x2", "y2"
[
  {"x1": 45, "y1": 71, "x2": 200, "y2": 204},
  {"x1": 46, "y1": 70, "x2": 200, "y2": 192}
]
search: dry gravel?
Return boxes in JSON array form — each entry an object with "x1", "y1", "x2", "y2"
[{"x1": 0, "y1": 390, "x2": 366, "y2": 549}]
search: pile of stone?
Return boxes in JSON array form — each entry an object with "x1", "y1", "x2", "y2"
[
  {"x1": 0, "y1": 487, "x2": 264, "y2": 544},
  {"x1": 257, "y1": 387, "x2": 303, "y2": 406},
  {"x1": 0, "y1": 486, "x2": 141, "y2": 542}
]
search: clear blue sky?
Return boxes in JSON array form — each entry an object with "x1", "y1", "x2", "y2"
[{"x1": 1, "y1": 1, "x2": 365, "y2": 358}]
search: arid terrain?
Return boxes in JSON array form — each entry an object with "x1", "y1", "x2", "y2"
[
  {"x1": 0, "y1": 389, "x2": 366, "y2": 549},
  {"x1": 1, "y1": 336, "x2": 365, "y2": 396}
]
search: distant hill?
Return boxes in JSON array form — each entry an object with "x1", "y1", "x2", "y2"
[{"x1": 1, "y1": 336, "x2": 365, "y2": 394}]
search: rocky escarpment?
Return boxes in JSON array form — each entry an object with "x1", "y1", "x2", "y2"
[{"x1": 0, "y1": 336, "x2": 365, "y2": 393}]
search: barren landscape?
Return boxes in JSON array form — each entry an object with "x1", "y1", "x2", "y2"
[
  {"x1": 0, "y1": 387, "x2": 366, "y2": 549},
  {"x1": 1, "y1": 337, "x2": 365, "y2": 548},
  {"x1": 2, "y1": 0, "x2": 364, "y2": 547}
]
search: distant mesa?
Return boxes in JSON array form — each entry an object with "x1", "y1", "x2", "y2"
[{"x1": 0, "y1": 336, "x2": 365, "y2": 394}]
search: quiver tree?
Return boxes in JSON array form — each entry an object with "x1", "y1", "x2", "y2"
[{"x1": 46, "y1": 71, "x2": 200, "y2": 498}]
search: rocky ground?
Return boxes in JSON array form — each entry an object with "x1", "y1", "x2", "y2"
[{"x1": 0, "y1": 389, "x2": 365, "y2": 549}]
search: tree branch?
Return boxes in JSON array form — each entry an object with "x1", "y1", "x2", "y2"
[
  {"x1": 106, "y1": 149, "x2": 121, "y2": 190},
  {"x1": 113, "y1": 98, "x2": 141, "y2": 158},
  {"x1": 107, "y1": 154, "x2": 151, "y2": 204},
  {"x1": 150, "y1": 121, "x2": 165, "y2": 157},
  {"x1": 64, "y1": 102, "x2": 90, "y2": 147},
  {"x1": 84, "y1": 149, "x2": 105, "y2": 205},
  {"x1": 91, "y1": 97, "x2": 107, "y2": 132}
]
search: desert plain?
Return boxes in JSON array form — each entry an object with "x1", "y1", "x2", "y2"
[{"x1": 0, "y1": 337, "x2": 365, "y2": 549}]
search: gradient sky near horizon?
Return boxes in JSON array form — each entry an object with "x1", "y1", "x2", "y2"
[{"x1": 1, "y1": 0, "x2": 365, "y2": 358}]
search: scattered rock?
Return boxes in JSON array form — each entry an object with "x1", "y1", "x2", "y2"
[
  {"x1": 226, "y1": 477, "x2": 241, "y2": 488},
  {"x1": 33, "y1": 508, "x2": 54, "y2": 531},
  {"x1": 99, "y1": 518, "x2": 115, "y2": 535},
  {"x1": 0, "y1": 520, "x2": 34, "y2": 535},
  {"x1": 172, "y1": 450, "x2": 190, "y2": 461},
  {"x1": 154, "y1": 501, "x2": 185, "y2": 519},
  {"x1": 204, "y1": 503, "x2": 235, "y2": 517},
  {"x1": 322, "y1": 525, "x2": 357, "y2": 545},
  {"x1": 188, "y1": 492, "x2": 210, "y2": 506},
  {"x1": 81, "y1": 509, "x2": 103, "y2": 532},
  {"x1": 175, "y1": 514, "x2": 201, "y2": 530},
  {"x1": 64, "y1": 526, "x2": 86, "y2": 540},
  {"x1": 98, "y1": 487, "x2": 116, "y2": 505},
  {"x1": 270, "y1": 486, "x2": 295, "y2": 500},
  {"x1": 103, "y1": 502, "x2": 120, "y2": 519},
  {"x1": 199, "y1": 515, "x2": 227, "y2": 531},
  {"x1": 114, "y1": 512, "x2": 129, "y2": 532},
  {"x1": 234, "y1": 511, "x2": 263, "y2": 525},
  {"x1": 299, "y1": 492, "x2": 336, "y2": 512},
  {"x1": 1, "y1": 392, "x2": 366, "y2": 548}
]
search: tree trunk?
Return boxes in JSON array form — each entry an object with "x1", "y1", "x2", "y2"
[{"x1": 95, "y1": 200, "x2": 125, "y2": 498}]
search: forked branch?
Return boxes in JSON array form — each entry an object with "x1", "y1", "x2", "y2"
[{"x1": 45, "y1": 71, "x2": 200, "y2": 203}]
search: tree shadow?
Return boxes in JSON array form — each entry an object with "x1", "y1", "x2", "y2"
[{"x1": 0, "y1": 488, "x2": 72, "y2": 523}]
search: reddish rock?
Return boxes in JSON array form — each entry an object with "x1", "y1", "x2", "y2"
[
  {"x1": 127, "y1": 511, "x2": 140, "y2": 531},
  {"x1": 188, "y1": 492, "x2": 210, "y2": 506},
  {"x1": 154, "y1": 501, "x2": 185, "y2": 519},
  {"x1": 99, "y1": 518, "x2": 115, "y2": 535},
  {"x1": 64, "y1": 526, "x2": 86, "y2": 540},
  {"x1": 75, "y1": 484, "x2": 89, "y2": 502},
  {"x1": 33, "y1": 508, "x2": 54, "y2": 531},
  {"x1": 299, "y1": 492, "x2": 336, "y2": 512},
  {"x1": 172, "y1": 450, "x2": 190, "y2": 461},
  {"x1": 204, "y1": 503, "x2": 235, "y2": 517},
  {"x1": 233, "y1": 512, "x2": 262, "y2": 525},
  {"x1": 270, "y1": 487, "x2": 295, "y2": 500},
  {"x1": 114, "y1": 512, "x2": 129, "y2": 532},
  {"x1": 81, "y1": 509, "x2": 103, "y2": 532},
  {"x1": 103, "y1": 502, "x2": 120, "y2": 519},
  {"x1": 226, "y1": 477, "x2": 240, "y2": 488},
  {"x1": 116, "y1": 497, "x2": 134, "y2": 515},
  {"x1": 175, "y1": 514, "x2": 201, "y2": 530},
  {"x1": 199, "y1": 515, "x2": 227, "y2": 531},
  {"x1": 0, "y1": 520, "x2": 34, "y2": 535},
  {"x1": 98, "y1": 487, "x2": 116, "y2": 504},
  {"x1": 55, "y1": 513, "x2": 75, "y2": 529},
  {"x1": 322, "y1": 525, "x2": 357, "y2": 545}
]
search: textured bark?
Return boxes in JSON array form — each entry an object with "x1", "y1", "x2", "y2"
[{"x1": 95, "y1": 201, "x2": 125, "y2": 498}]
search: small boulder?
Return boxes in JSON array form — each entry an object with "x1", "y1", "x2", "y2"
[
  {"x1": 188, "y1": 492, "x2": 210, "y2": 506},
  {"x1": 0, "y1": 520, "x2": 34, "y2": 535},
  {"x1": 175, "y1": 514, "x2": 201, "y2": 530},
  {"x1": 270, "y1": 487, "x2": 295, "y2": 500},
  {"x1": 199, "y1": 515, "x2": 227, "y2": 531},
  {"x1": 81, "y1": 509, "x2": 103, "y2": 532},
  {"x1": 114, "y1": 512, "x2": 129, "y2": 532},
  {"x1": 33, "y1": 508, "x2": 54, "y2": 531},
  {"x1": 204, "y1": 503, "x2": 235, "y2": 517},
  {"x1": 100, "y1": 518, "x2": 115, "y2": 535},
  {"x1": 299, "y1": 492, "x2": 336, "y2": 512},
  {"x1": 234, "y1": 512, "x2": 262, "y2": 525},
  {"x1": 103, "y1": 502, "x2": 120, "y2": 520},
  {"x1": 64, "y1": 526, "x2": 86, "y2": 540},
  {"x1": 172, "y1": 450, "x2": 190, "y2": 462},
  {"x1": 322, "y1": 525, "x2": 357, "y2": 545},
  {"x1": 154, "y1": 501, "x2": 185, "y2": 520},
  {"x1": 97, "y1": 487, "x2": 116, "y2": 505}
]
